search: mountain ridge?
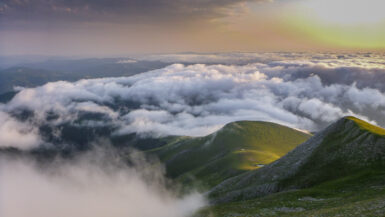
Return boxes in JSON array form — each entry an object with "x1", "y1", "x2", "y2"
[
  {"x1": 209, "y1": 116, "x2": 385, "y2": 203},
  {"x1": 149, "y1": 120, "x2": 312, "y2": 187}
]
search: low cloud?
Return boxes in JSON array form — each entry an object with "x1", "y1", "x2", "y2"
[
  {"x1": 0, "y1": 53, "x2": 385, "y2": 149},
  {"x1": 0, "y1": 148, "x2": 206, "y2": 217},
  {"x1": 137, "y1": 52, "x2": 385, "y2": 90},
  {"x1": 0, "y1": 110, "x2": 40, "y2": 149}
]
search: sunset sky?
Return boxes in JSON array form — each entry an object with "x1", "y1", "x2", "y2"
[{"x1": 1, "y1": 0, "x2": 385, "y2": 56}]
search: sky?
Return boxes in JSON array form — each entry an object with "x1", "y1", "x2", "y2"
[{"x1": 1, "y1": 0, "x2": 385, "y2": 56}]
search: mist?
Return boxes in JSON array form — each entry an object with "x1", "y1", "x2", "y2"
[{"x1": 0, "y1": 148, "x2": 206, "y2": 217}]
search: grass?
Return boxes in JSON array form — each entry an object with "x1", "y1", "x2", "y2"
[
  {"x1": 200, "y1": 116, "x2": 385, "y2": 216},
  {"x1": 232, "y1": 150, "x2": 280, "y2": 170},
  {"x1": 148, "y1": 121, "x2": 311, "y2": 187},
  {"x1": 279, "y1": 116, "x2": 385, "y2": 189},
  {"x1": 346, "y1": 116, "x2": 385, "y2": 136},
  {"x1": 196, "y1": 170, "x2": 385, "y2": 217}
]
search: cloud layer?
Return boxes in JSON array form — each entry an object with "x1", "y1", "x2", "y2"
[{"x1": 0, "y1": 53, "x2": 385, "y2": 149}]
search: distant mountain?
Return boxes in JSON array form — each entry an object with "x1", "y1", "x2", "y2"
[
  {"x1": 0, "y1": 91, "x2": 18, "y2": 103},
  {"x1": 0, "y1": 67, "x2": 66, "y2": 94},
  {"x1": 23, "y1": 58, "x2": 169, "y2": 78},
  {"x1": 150, "y1": 121, "x2": 311, "y2": 187},
  {"x1": 0, "y1": 59, "x2": 169, "y2": 94},
  {"x1": 209, "y1": 117, "x2": 385, "y2": 203}
]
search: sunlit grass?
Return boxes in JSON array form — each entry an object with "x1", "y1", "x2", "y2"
[
  {"x1": 232, "y1": 150, "x2": 280, "y2": 170},
  {"x1": 150, "y1": 121, "x2": 311, "y2": 187},
  {"x1": 346, "y1": 116, "x2": 385, "y2": 136}
]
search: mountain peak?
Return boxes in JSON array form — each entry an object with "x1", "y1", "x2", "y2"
[
  {"x1": 343, "y1": 116, "x2": 385, "y2": 136},
  {"x1": 210, "y1": 116, "x2": 385, "y2": 203},
  {"x1": 221, "y1": 120, "x2": 312, "y2": 136},
  {"x1": 153, "y1": 120, "x2": 311, "y2": 187}
]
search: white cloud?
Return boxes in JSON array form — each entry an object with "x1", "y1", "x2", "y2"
[
  {"x1": 0, "y1": 149, "x2": 205, "y2": 217},
  {"x1": 134, "y1": 52, "x2": 385, "y2": 69},
  {"x1": 1, "y1": 53, "x2": 385, "y2": 149},
  {"x1": 0, "y1": 110, "x2": 41, "y2": 149}
]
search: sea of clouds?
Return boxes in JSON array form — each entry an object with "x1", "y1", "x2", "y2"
[
  {"x1": 0, "y1": 52, "x2": 384, "y2": 217},
  {"x1": 0, "y1": 52, "x2": 385, "y2": 150}
]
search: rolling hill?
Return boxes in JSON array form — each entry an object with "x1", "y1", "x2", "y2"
[
  {"x1": 149, "y1": 121, "x2": 311, "y2": 187},
  {"x1": 2, "y1": 114, "x2": 383, "y2": 216},
  {"x1": 0, "y1": 120, "x2": 311, "y2": 191},
  {"x1": 200, "y1": 116, "x2": 385, "y2": 216}
]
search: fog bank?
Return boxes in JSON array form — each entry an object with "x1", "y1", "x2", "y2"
[{"x1": 0, "y1": 149, "x2": 205, "y2": 217}]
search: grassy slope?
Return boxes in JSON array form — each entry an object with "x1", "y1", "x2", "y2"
[
  {"x1": 199, "y1": 117, "x2": 385, "y2": 216},
  {"x1": 347, "y1": 116, "x2": 385, "y2": 136},
  {"x1": 197, "y1": 170, "x2": 385, "y2": 217},
  {"x1": 149, "y1": 121, "x2": 311, "y2": 187},
  {"x1": 280, "y1": 117, "x2": 385, "y2": 189}
]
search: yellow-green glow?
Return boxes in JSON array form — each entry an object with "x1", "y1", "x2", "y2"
[
  {"x1": 283, "y1": 0, "x2": 385, "y2": 50},
  {"x1": 301, "y1": 0, "x2": 385, "y2": 26},
  {"x1": 287, "y1": 17, "x2": 385, "y2": 49}
]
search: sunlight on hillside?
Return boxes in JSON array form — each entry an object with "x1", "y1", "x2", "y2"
[{"x1": 346, "y1": 116, "x2": 385, "y2": 136}]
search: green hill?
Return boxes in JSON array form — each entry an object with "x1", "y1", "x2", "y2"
[
  {"x1": 198, "y1": 170, "x2": 385, "y2": 216},
  {"x1": 202, "y1": 117, "x2": 385, "y2": 216},
  {"x1": 149, "y1": 121, "x2": 311, "y2": 187}
]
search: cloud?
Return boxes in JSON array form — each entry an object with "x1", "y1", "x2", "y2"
[
  {"x1": 0, "y1": 0, "x2": 266, "y2": 27},
  {"x1": 134, "y1": 52, "x2": 385, "y2": 66},
  {"x1": 0, "y1": 110, "x2": 41, "y2": 149},
  {"x1": 1, "y1": 53, "x2": 385, "y2": 150},
  {"x1": 0, "y1": 148, "x2": 206, "y2": 217},
  {"x1": 136, "y1": 52, "x2": 385, "y2": 91}
]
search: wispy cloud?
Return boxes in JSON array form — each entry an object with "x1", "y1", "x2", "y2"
[
  {"x1": 0, "y1": 110, "x2": 41, "y2": 149},
  {"x1": 0, "y1": 147, "x2": 205, "y2": 217}
]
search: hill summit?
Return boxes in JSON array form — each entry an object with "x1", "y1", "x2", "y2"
[
  {"x1": 151, "y1": 120, "x2": 311, "y2": 187},
  {"x1": 210, "y1": 116, "x2": 385, "y2": 203}
]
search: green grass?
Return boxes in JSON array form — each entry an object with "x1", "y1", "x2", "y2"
[
  {"x1": 196, "y1": 170, "x2": 385, "y2": 217},
  {"x1": 232, "y1": 150, "x2": 280, "y2": 170},
  {"x1": 148, "y1": 121, "x2": 311, "y2": 187},
  {"x1": 280, "y1": 117, "x2": 385, "y2": 189},
  {"x1": 202, "y1": 116, "x2": 385, "y2": 216},
  {"x1": 346, "y1": 116, "x2": 385, "y2": 136}
]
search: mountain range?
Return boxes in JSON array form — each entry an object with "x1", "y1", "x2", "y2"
[{"x1": 0, "y1": 58, "x2": 169, "y2": 94}]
